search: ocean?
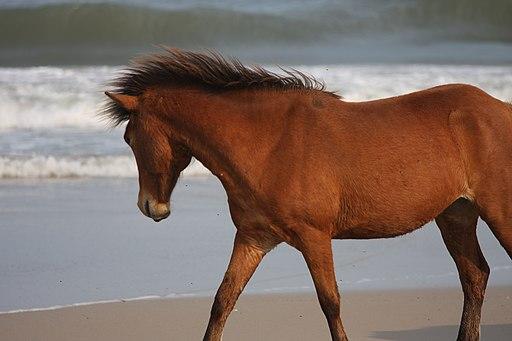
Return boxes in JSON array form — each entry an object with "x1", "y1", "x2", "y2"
[
  {"x1": 0, "y1": 0, "x2": 511, "y2": 312},
  {"x1": 1, "y1": 0, "x2": 512, "y2": 65}
]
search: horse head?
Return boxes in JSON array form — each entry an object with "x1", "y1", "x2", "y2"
[{"x1": 105, "y1": 92, "x2": 191, "y2": 222}]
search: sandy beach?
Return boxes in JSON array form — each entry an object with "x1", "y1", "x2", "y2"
[
  {"x1": 1, "y1": 287, "x2": 510, "y2": 341},
  {"x1": 0, "y1": 180, "x2": 510, "y2": 341}
]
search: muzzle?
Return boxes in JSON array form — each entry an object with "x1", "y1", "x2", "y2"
[{"x1": 138, "y1": 196, "x2": 170, "y2": 222}]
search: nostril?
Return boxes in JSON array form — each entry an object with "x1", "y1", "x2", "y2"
[{"x1": 144, "y1": 200, "x2": 150, "y2": 216}]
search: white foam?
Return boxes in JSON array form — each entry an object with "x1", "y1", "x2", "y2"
[
  {"x1": 0, "y1": 155, "x2": 211, "y2": 178},
  {"x1": 1, "y1": 64, "x2": 511, "y2": 131},
  {"x1": 1, "y1": 64, "x2": 511, "y2": 178},
  {"x1": 0, "y1": 66, "x2": 114, "y2": 131}
]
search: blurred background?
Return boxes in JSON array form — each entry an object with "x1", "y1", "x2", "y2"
[
  {"x1": 1, "y1": 0, "x2": 512, "y2": 65},
  {"x1": 0, "y1": 0, "x2": 511, "y2": 313}
]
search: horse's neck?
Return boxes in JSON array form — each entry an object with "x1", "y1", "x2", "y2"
[{"x1": 164, "y1": 88, "x2": 288, "y2": 191}]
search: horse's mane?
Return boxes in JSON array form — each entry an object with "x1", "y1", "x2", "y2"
[{"x1": 103, "y1": 47, "x2": 337, "y2": 126}]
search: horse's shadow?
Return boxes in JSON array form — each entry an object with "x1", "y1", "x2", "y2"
[{"x1": 371, "y1": 324, "x2": 512, "y2": 341}]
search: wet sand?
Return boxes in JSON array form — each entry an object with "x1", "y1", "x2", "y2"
[
  {"x1": 1, "y1": 287, "x2": 510, "y2": 341},
  {"x1": 1, "y1": 178, "x2": 511, "y2": 313}
]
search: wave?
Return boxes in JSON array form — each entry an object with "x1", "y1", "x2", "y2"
[
  {"x1": 0, "y1": 95, "x2": 102, "y2": 130},
  {"x1": 2, "y1": 64, "x2": 512, "y2": 131},
  {"x1": 0, "y1": 66, "x2": 111, "y2": 130},
  {"x1": 1, "y1": 64, "x2": 511, "y2": 179},
  {"x1": 0, "y1": 3, "x2": 320, "y2": 47},
  {"x1": 1, "y1": 1, "x2": 510, "y2": 45},
  {"x1": 0, "y1": 1, "x2": 511, "y2": 65},
  {"x1": 0, "y1": 65, "x2": 512, "y2": 134},
  {"x1": 0, "y1": 155, "x2": 210, "y2": 178}
]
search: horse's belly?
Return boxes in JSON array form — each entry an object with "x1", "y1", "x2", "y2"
[
  {"x1": 335, "y1": 222, "x2": 427, "y2": 239},
  {"x1": 334, "y1": 184, "x2": 463, "y2": 239}
]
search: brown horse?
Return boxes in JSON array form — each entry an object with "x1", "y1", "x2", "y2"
[{"x1": 103, "y1": 48, "x2": 512, "y2": 341}]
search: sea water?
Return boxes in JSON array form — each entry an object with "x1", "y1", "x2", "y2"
[{"x1": 1, "y1": 64, "x2": 511, "y2": 179}]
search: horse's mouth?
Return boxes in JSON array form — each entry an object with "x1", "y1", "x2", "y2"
[
  {"x1": 139, "y1": 197, "x2": 171, "y2": 222},
  {"x1": 151, "y1": 210, "x2": 170, "y2": 222},
  {"x1": 152, "y1": 214, "x2": 169, "y2": 222},
  {"x1": 144, "y1": 200, "x2": 150, "y2": 217}
]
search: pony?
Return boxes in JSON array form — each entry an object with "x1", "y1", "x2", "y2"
[{"x1": 103, "y1": 48, "x2": 512, "y2": 341}]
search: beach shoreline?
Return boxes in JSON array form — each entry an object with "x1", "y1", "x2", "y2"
[
  {"x1": 1, "y1": 177, "x2": 511, "y2": 314},
  {"x1": 1, "y1": 286, "x2": 510, "y2": 341}
]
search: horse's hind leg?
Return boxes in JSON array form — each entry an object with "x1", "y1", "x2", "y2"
[{"x1": 435, "y1": 198, "x2": 490, "y2": 341}]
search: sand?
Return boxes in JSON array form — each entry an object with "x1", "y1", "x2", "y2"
[{"x1": 1, "y1": 287, "x2": 510, "y2": 341}]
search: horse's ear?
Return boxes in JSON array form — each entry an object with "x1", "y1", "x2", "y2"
[{"x1": 105, "y1": 92, "x2": 138, "y2": 112}]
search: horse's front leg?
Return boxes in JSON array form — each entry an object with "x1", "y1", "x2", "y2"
[
  {"x1": 298, "y1": 227, "x2": 348, "y2": 341},
  {"x1": 203, "y1": 231, "x2": 277, "y2": 341}
]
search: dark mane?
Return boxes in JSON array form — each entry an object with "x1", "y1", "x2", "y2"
[{"x1": 102, "y1": 47, "x2": 337, "y2": 126}]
